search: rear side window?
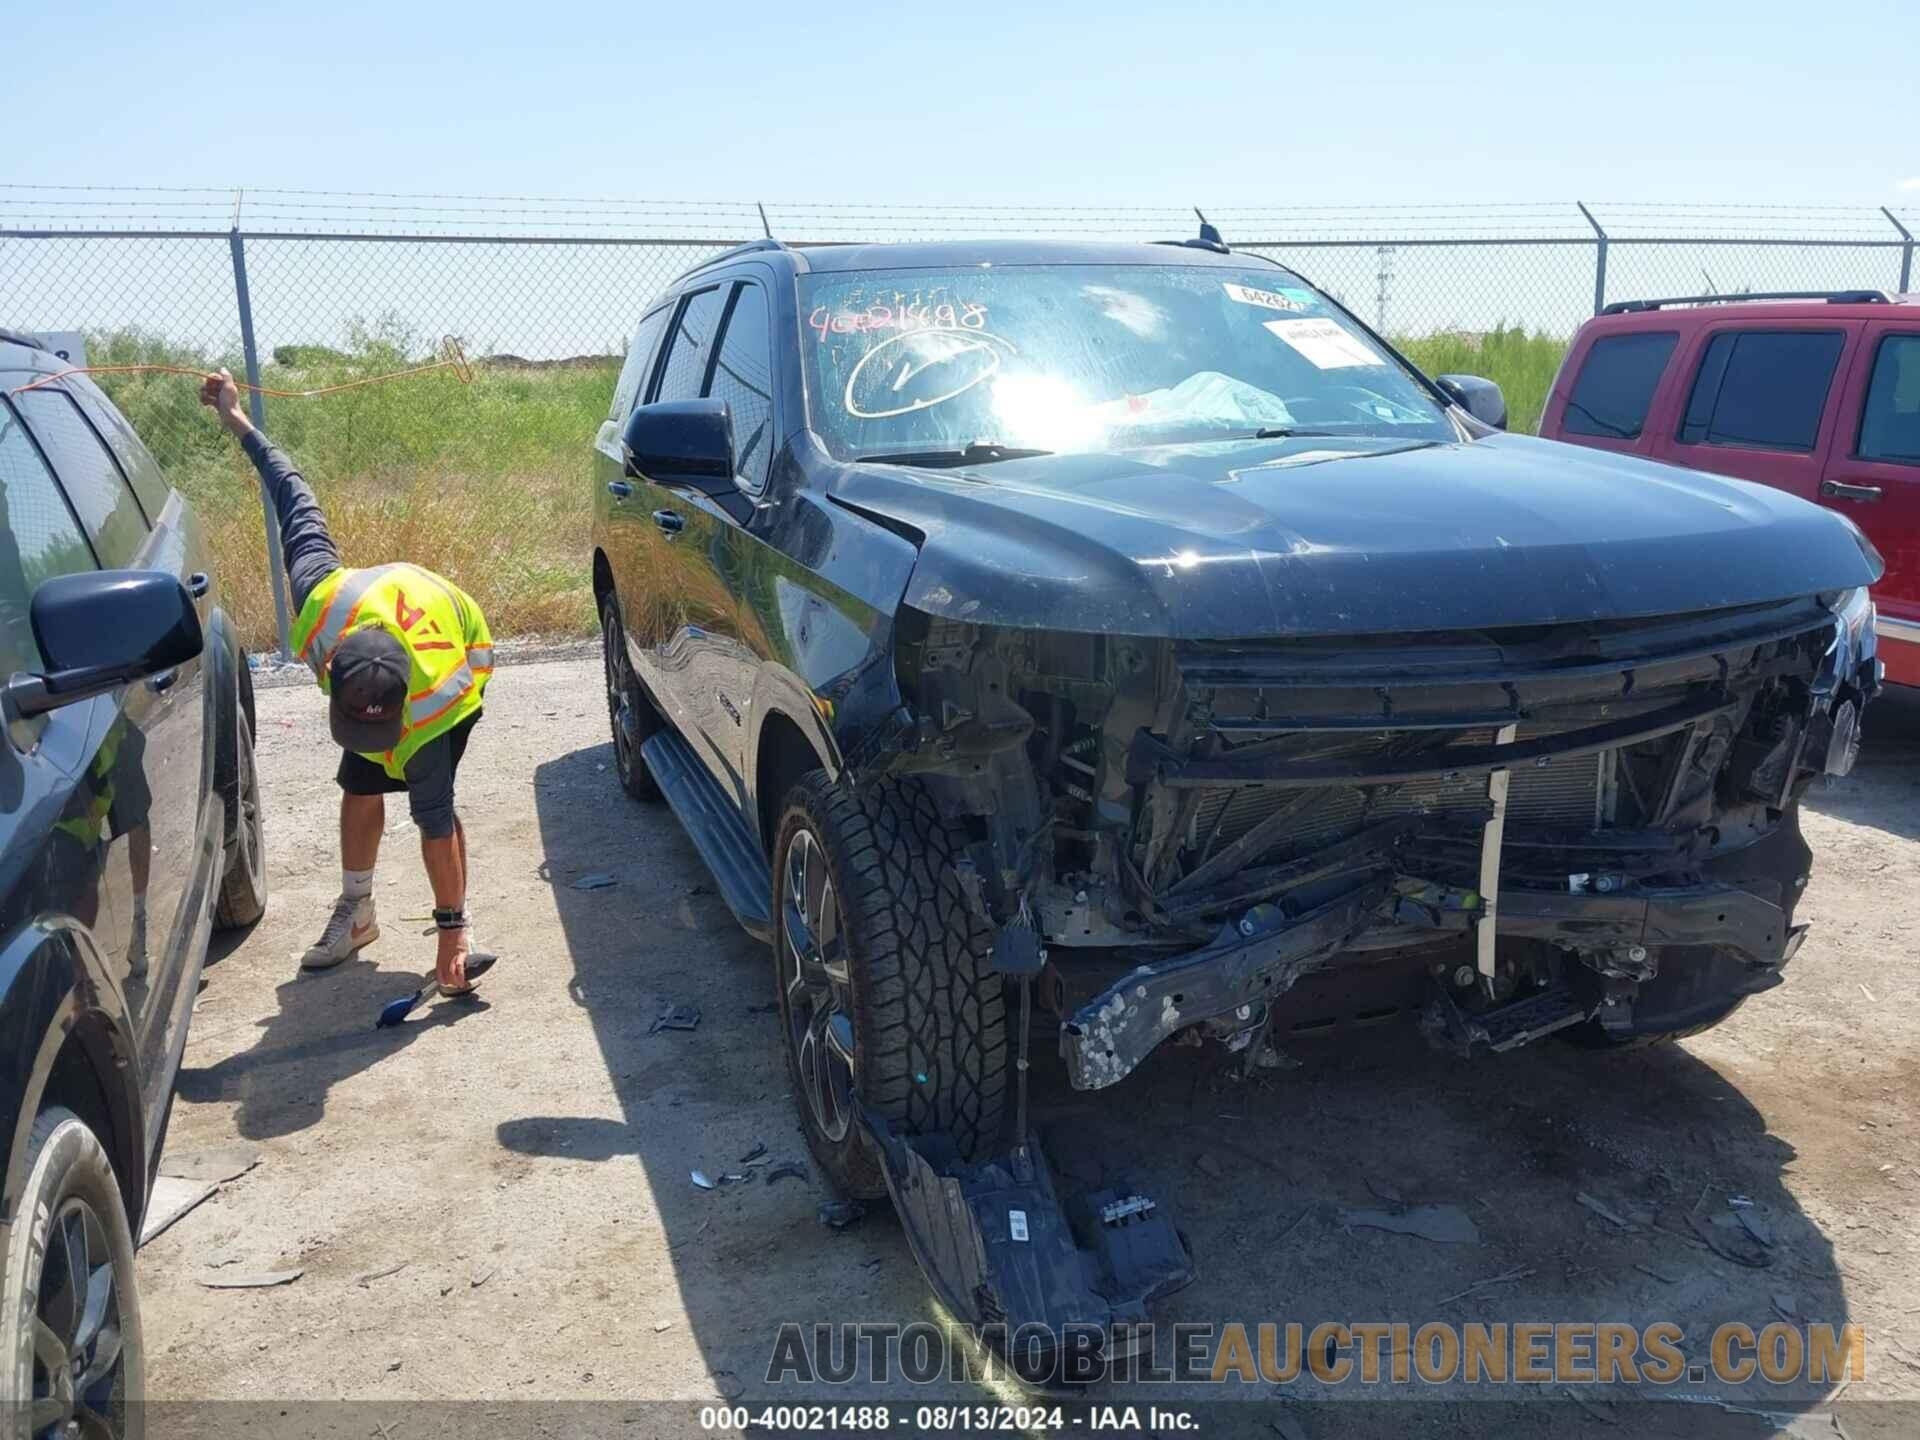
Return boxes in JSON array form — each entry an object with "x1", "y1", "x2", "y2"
[
  {"x1": 1678, "y1": 330, "x2": 1845, "y2": 453},
  {"x1": 651, "y1": 288, "x2": 728, "y2": 404},
  {"x1": 67, "y1": 375, "x2": 172, "y2": 520},
  {"x1": 1562, "y1": 332, "x2": 1677, "y2": 439},
  {"x1": 0, "y1": 402, "x2": 98, "y2": 673},
  {"x1": 1857, "y1": 334, "x2": 1920, "y2": 466},
  {"x1": 14, "y1": 388, "x2": 151, "y2": 566},
  {"x1": 610, "y1": 307, "x2": 671, "y2": 420},
  {"x1": 707, "y1": 283, "x2": 775, "y2": 491}
]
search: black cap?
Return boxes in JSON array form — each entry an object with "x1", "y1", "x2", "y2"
[{"x1": 329, "y1": 627, "x2": 409, "y2": 752}]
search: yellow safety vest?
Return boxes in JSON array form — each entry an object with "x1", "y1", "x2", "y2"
[{"x1": 291, "y1": 563, "x2": 494, "y2": 779}]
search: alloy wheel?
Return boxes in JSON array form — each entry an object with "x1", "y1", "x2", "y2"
[
  {"x1": 601, "y1": 605, "x2": 636, "y2": 781},
  {"x1": 31, "y1": 1194, "x2": 129, "y2": 1438},
  {"x1": 781, "y1": 829, "x2": 857, "y2": 1142}
]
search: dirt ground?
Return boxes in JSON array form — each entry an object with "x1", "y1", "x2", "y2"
[{"x1": 138, "y1": 659, "x2": 1920, "y2": 1437}]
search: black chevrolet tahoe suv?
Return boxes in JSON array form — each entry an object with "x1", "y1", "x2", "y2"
[{"x1": 590, "y1": 238, "x2": 1882, "y2": 1360}]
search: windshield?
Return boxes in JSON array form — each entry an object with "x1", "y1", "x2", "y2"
[{"x1": 797, "y1": 263, "x2": 1456, "y2": 461}]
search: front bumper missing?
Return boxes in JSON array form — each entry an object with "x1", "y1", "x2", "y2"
[{"x1": 1058, "y1": 874, "x2": 1805, "y2": 1091}]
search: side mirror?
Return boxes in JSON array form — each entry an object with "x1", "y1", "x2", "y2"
[
  {"x1": 1436, "y1": 374, "x2": 1508, "y2": 431},
  {"x1": 6, "y1": 570, "x2": 204, "y2": 719},
  {"x1": 623, "y1": 399, "x2": 736, "y2": 498}
]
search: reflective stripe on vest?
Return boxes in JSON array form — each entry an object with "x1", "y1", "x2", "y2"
[
  {"x1": 409, "y1": 662, "x2": 476, "y2": 730},
  {"x1": 291, "y1": 563, "x2": 493, "y2": 779},
  {"x1": 294, "y1": 563, "x2": 401, "y2": 678}
]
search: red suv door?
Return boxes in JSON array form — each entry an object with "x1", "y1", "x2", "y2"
[
  {"x1": 1647, "y1": 320, "x2": 1864, "y2": 508},
  {"x1": 1825, "y1": 324, "x2": 1920, "y2": 685}
]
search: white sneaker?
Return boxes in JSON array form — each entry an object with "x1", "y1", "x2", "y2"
[{"x1": 303, "y1": 895, "x2": 378, "y2": 970}]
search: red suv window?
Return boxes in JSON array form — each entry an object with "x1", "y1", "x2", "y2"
[
  {"x1": 1678, "y1": 330, "x2": 1845, "y2": 453},
  {"x1": 1563, "y1": 332, "x2": 1677, "y2": 439}
]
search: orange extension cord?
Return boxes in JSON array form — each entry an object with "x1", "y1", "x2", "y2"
[{"x1": 5, "y1": 335, "x2": 473, "y2": 399}]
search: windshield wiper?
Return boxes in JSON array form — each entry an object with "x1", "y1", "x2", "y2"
[{"x1": 853, "y1": 440, "x2": 1054, "y2": 468}]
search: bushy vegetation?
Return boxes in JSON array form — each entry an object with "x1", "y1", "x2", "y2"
[
  {"x1": 88, "y1": 327, "x2": 617, "y2": 651},
  {"x1": 1395, "y1": 324, "x2": 1569, "y2": 435},
  {"x1": 85, "y1": 319, "x2": 1568, "y2": 652}
]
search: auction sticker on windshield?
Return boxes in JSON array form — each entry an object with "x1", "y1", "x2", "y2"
[
  {"x1": 1263, "y1": 316, "x2": 1380, "y2": 369},
  {"x1": 1221, "y1": 281, "x2": 1312, "y2": 313}
]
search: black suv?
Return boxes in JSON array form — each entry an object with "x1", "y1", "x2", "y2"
[
  {"x1": 591, "y1": 240, "x2": 1881, "y2": 1355},
  {"x1": 0, "y1": 332, "x2": 267, "y2": 1430}
]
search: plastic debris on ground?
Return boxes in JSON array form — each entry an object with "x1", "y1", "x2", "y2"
[
  {"x1": 159, "y1": 1144, "x2": 262, "y2": 1185},
  {"x1": 691, "y1": 1170, "x2": 717, "y2": 1190},
  {"x1": 738, "y1": 1142, "x2": 767, "y2": 1163},
  {"x1": 140, "y1": 1177, "x2": 218, "y2": 1246},
  {"x1": 572, "y1": 873, "x2": 618, "y2": 891},
  {"x1": 818, "y1": 1199, "x2": 866, "y2": 1230},
  {"x1": 649, "y1": 1004, "x2": 701, "y2": 1035},
  {"x1": 200, "y1": 1268, "x2": 303, "y2": 1289},
  {"x1": 1339, "y1": 1203, "x2": 1480, "y2": 1245},
  {"x1": 766, "y1": 1162, "x2": 807, "y2": 1186}
]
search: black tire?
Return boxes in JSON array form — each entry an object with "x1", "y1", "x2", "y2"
[
  {"x1": 0, "y1": 1108, "x2": 145, "y2": 1438},
  {"x1": 213, "y1": 700, "x2": 267, "y2": 931},
  {"x1": 773, "y1": 772, "x2": 1008, "y2": 1199},
  {"x1": 1561, "y1": 998, "x2": 1746, "y2": 1051},
  {"x1": 600, "y1": 594, "x2": 662, "y2": 803}
]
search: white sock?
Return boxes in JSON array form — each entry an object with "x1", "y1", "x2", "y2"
[{"x1": 342, "y1": 867, "x2": 375, "y2": 903}]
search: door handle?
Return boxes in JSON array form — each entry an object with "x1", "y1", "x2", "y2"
[
  {"x1": 651, "y1": 509, "x2": 685, "y2": 536},
  {"x1": 1821, "y1": 479, "x2": 1883, "y2": 503},
  {"x1": 148, "y1": 669, "x2": 179, "y2": 695},
  {"x1": 607, "y1": 480, "x2": 635, "y2": 500},
  {"x1": 188, "y1": 571, "x2": 211, "y2": 599}
]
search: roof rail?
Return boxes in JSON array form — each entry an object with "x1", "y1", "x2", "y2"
[
  {"x1": 1601, "y1": 289, "x2": 1890, "y2": 315},
  {"x1": 671, "y1": 237, "x2": 790, "y2": 285}
]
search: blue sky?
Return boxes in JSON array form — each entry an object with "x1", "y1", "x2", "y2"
[{"x1": 11, "y1": 0, "x2": 1917, "y2": 209}]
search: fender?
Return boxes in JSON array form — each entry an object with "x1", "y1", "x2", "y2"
[{"x1": 0, "y1": 920, "x2": 146, "y2": 1230}]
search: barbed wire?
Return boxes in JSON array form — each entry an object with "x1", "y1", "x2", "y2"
[{"x1": 2, "y1": 185, "x2": 1910, "y2": 243}]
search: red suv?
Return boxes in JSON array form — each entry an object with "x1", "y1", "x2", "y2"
[{"x1": 1541, "y1": 290, "x2": 1918, "y2": 686}]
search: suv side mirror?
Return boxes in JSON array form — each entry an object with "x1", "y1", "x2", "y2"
[
  {"x1": 623, "y1": 399, "x2": 736, "y2": 497},
  {"x1": 1437, "y1": 374, "x2": 1508, "y2": 431},
  {"x1": 5, "y1": 570, "x2": 204, "y2": 719}
]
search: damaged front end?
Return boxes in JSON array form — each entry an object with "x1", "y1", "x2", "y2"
[
  {"x1": 880, "y1": 586, "x2": 1880, "y2": 1090},
  {"x1": 843, "y1": 587, "x2": 1874, "y2": 1371}
]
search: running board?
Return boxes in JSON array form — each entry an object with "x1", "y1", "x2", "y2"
[{"x1": 640, "y1": 731, "x2": 773, "y2": 940}]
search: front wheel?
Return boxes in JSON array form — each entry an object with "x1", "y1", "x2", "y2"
[
  {"x1": 773, "y1": 773, "x2": 1008, "y2": 1198},
  {"x1": 213, "y1": 697, "x2": 267, "y2": 930},
  {"x1": 0, "y1": 1108, "x2": 145, "y2": 1439},
  {"x1": 600, "y1": 594, "x2": 662, "y2": 803}
]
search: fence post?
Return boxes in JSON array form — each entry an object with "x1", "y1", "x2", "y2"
[
  {"x1": 1883, "y1": 207, "x2": 1914, "y2": 294},
  {"x1": 1577, "y1": 202, "x2": 1608, "y2": 315},
  {"x1": 228, "y1": 228, "x2": 294, "y2": 662}
]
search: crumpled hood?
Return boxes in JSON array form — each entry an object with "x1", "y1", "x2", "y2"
[{"x1": 828, "y1": 432, "x2": 1883, "y2": 638}]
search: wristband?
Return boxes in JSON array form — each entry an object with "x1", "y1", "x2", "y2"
[{"x1": 432, "y1": 907, "x2": 468, "y2": 931}]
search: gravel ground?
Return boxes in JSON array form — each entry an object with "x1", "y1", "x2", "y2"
[{"x1": 139, "y1": 661, "x2": 1920, "y2": 1437}]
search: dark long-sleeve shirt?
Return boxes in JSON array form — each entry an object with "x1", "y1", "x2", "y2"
[{"x1": 239, "y1": 429, "x2": 341, "y2": 613}]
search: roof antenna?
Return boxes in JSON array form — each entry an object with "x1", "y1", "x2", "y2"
[
  {"x1": 757, "y1": 202, "x2": 773, "y2": 240},
  {"x1": 1194, "y1": 206, "x2": 1225, "y2": 248}
]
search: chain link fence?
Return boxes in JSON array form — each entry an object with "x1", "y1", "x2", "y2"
[{"x1": 3, "y1": 190, "x2": 1915, "y2": 653}]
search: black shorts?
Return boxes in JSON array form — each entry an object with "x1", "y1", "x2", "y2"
[{"x1": 337, "y1": 711, "x2": 479, "y2": 838}]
